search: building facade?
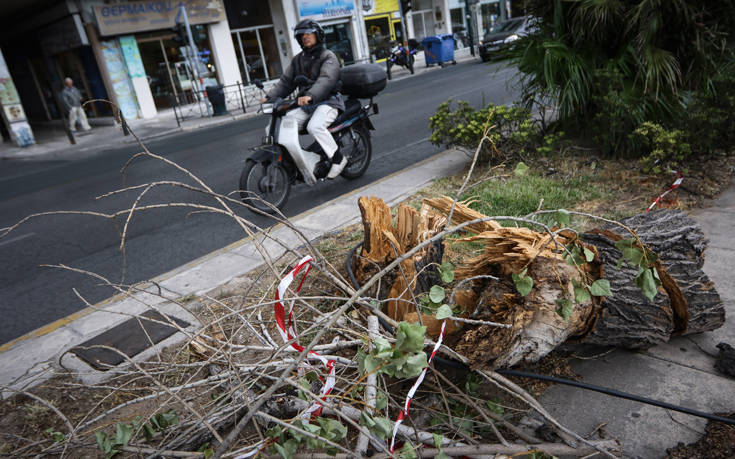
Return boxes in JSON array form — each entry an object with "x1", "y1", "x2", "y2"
[{"x1": 0, "y1": 0, "x2": 472, "y2": 147}]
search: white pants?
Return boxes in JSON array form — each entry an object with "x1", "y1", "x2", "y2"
[
  {"x1": 275, "y1": 105, "x2": 339, "y2": 157},
  {"x1": 69, "y1": 106, "x2": 91, "y2": 132}
]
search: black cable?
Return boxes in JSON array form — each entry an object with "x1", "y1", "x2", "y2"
[{"x1": 345, "y1": 241, "x2": 735, "y2": 426}]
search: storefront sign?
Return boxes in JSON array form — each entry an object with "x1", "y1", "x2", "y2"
[
  {"x1": 0, "y1": 50, "x2": 35, "y2": 147},
  {"x1": 101, "y1": 40, "x2": 140, "y2": 120},
  {"x1": 361, "y1": 0, "x2": 399, "y2": 15},
  {"x1": 3, "y1": 104, "x2": 26, "y2": 123},
  {"x1": 94, "y1": 0, "x2": 225, "y2": 36},
  {"x1": 298, "y1": 0, "x2": 355, "y2": 19},
  {"x1": 10, "y1": 121, "x2": 35, "y2": 147}
]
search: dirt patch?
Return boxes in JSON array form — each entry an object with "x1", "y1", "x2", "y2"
[{"x1": 664, "y1": 413, "x2": 735, "y2": 459}]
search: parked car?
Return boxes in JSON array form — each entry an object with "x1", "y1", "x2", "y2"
[{"x1": 478, "y1": 16, "x2": 535, "y2": 62}]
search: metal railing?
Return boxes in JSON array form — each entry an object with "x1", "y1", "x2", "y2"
[{"x1": 170, "y1": 80, "x2": 278, "y2": 127}]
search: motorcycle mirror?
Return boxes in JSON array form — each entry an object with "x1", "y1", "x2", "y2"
[
  {"x1": 254, "y1": 79, "x2": 264, "y2": 90},
  {"x1": 293, "y1": 75, "x2": 310, "y2": 86}
]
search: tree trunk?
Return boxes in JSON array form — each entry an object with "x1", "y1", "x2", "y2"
[
  {"x1": 582, "y1": 210, "x2": 725, "y2": 347},
  {"x1": 352, "y1": 196, "x2": 725, "y2": 367}
]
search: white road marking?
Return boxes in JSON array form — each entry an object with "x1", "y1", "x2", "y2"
[{"x1": 0, "y1": 232, "x2": 35, "y2": 248}]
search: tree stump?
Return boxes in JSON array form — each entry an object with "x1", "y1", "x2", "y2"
[{"x1": 352, "y1": 196, "x2": 725, "y2": 368}]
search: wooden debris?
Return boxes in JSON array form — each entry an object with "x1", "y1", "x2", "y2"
[{"x1": 353, "y1": 195, "x2": 725, "y2": 367}]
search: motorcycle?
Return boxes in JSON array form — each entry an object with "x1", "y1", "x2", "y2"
[
  {"x1": 239, "y1": 75, "x2": 379, "y2": 212},
  {"x1": 387, "y1": 40, "x2": 418, "y2": 75}
]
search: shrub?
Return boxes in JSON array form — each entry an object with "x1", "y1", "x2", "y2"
[
  {"x1": 631, "y1": 122, "x2": 692, "y2": 173},
  {"x1": 429, "y1": 100, "x2": 537, "y2": 161},
  {"x1": 685, "y1": 71, "x2": 735, "y2": 154}
]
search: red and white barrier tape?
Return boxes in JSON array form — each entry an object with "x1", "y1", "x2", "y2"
[
  {"x1": 274, "y1": 255, "x2": 336, "y2": 418},
  {"x1": 647, "y1": 172, "x2": 683, "y2": 213},
  {"x1": 389, "y1": 321, "x2": 447, "y2": 454}
]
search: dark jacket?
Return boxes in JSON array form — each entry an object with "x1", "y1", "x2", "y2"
[
  {"x1": 61, "y1": 86, "x2": 82, "y2": 112},
  {"x1": 267, "y1": 45, "x2": 344, "y2": 112}
]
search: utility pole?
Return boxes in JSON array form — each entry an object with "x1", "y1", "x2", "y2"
[
  {"x1": 464, "y1": 0, "x2": 475, "y2": 56},
  {"x1": 397, "y1": 0, "x2": 409, "y2": 44}
]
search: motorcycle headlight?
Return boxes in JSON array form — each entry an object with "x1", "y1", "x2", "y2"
[
  {"x1": 504, "y1": 34, "x2": 519, "y2": 43},
  {"x1": 262, "y1": 103, "x2": 273, "y2": 114}
]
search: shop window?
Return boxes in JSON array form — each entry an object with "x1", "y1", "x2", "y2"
[
  {"x1": 411, "y1": 10, "x2": 435, "y2": 40},
  {"x1": 480, "y1": 2, "x2": 501, "y2": 36},
  {"x1": 136, "y1": 28, "x2": 219, "y2": 109},
  {"x1": 232, "y1": 26, "x2": 283, "y2": 83},
  {"x1": 366, "y1": 16, "x2": 392, "y2": 61},
  {"x1": 323, "y1": 22, "x2": 354, "y2": 66}
]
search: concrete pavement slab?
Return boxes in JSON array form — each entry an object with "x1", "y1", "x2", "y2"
[{"x1": 539, "y1": 348, "x2": 735, "y2": 458}]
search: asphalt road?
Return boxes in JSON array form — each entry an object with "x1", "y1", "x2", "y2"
[{"x1": 0, "y1": 60, "x2": 518, "y2": 344}]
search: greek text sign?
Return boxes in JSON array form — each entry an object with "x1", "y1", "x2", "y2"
[{"x1": 94, "y1": 0, "x2": 225, "y2": 36}]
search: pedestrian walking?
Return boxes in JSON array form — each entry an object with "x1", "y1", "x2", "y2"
[{"x1": 61, "y1": 77, "x2": 91, "y2": 132}]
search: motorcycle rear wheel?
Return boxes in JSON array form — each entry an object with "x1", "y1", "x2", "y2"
[
  {"x1": 239, "y1": 160, "x2": 291, "y2": 212},
  {"x1": 340, "y1": 127, "x2": 372, "y2": 179}
]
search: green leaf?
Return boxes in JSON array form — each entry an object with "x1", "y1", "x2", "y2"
[
  {"x1": 360, "y1": 412, "x2": 376, "y2": 428},
  {"x1": 395, "y1": 322, "x2": 426, "y2": 353},
  {"x1": 362, "y1": 354, "x2": 382, "y2": 374},
  {"x1": 436, "y1": 453, "x2": 451, "y2": 459},
  {"x1": 44, "y1": 428, "x2": 65, "y2": 443},
  {"x1": 115, "y1": 423, "x2": 132, "y2": 447},
  {"x1": 583, "y1": 247, "x2": 595, "y2": 262},
  {"x1": 429, "y1": 285, "x2": 445, "y2": 304},
  {"x1": 589, "y1": 279, "x2": 612, "y2": 297},
  {"x1": 555, "y1": 209, "x2": 570, "y2": 227},
  {"x1": 614, "y1": 239, "x2": 634, "y2": 251},
  {"x1": 375, "y1": 391, "x2": 387, "y2": 410},
  {"x1": 512, "y1": 268, "x2": 533, "y2": 296},
  {"x1": 95, "y1": 431, "x2": 108, "y2": 452},
  {"x1": 485, "y1": 400, "x2": 504, "y2": 415},
  {"x1": 373, "y1": 336, "x2": 392, "y2": 353},
  {"x1": 399, "y1": 442, "x2": 418, "y2": 459},
  {"x1": 371, "y1": 416, "x2": 393, "y2": 439},
  {"x1": 635, "y1": 268, "x2": 659, "y2": 301},
  {"x1": 564, "y1": 244, "x2": 585, "y2": 266},
  {"x1": 555, "y1": 298, "x2": 573, "y2": 321},
  {"x1": 438, "y1": 262, "x2": 455, "y2": 283},
  {"x1": 197, "y1": 443, "x2": 214, "y2": 459},
  {"x1": 273, "y1": 438, "x2": 298, "y2": 459},
  {"x1": 159, "y1": 410, "x2": 179, "y2": 428},
  {"x1": 514, "y1": 161, "x2": 529, "y2": 176},
  {"x1": 432, "y1": 433, "x2": 444, "y2": 449},
  {"x1": 572, "y1": 279, "x2": 591, "y2": 303},
  {"x1": 395, "y1": 352, "x2": 428, "y2": 378},
  {"x1": 435, "y1": 304, "x2": 453, "y2": 320}
]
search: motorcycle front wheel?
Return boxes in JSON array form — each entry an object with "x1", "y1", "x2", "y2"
[
  {"x1": 239, "y1": 160, "x2": 291, "y2": 212},
  {"x1": 340, "y1": 127, "x2": 372, "y2": 179}
]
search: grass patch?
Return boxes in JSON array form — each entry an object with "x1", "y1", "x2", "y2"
[{"x1": 461, "y1": 172, "x2": 603, "y2": 222}]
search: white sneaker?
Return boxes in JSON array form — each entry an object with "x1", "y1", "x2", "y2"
[{"x1": 327, "y1": 156, "x2": 348, "y2": 179}]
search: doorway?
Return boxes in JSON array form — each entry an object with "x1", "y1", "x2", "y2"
[{"x1": 323, "y1": 21, "x2": 355, "y2": 66}]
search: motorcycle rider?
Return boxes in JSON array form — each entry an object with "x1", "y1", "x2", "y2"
[{"x1": 262, "y1": 19, "x2": 347, "y2": 179}]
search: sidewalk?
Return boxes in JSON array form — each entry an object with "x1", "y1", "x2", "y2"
[
  {"x1": 0, "y1": 49, "x2": 478, "y2": 162},
  {"x1": 536, "y1": 184, "x2": 735, "y2": 457}
]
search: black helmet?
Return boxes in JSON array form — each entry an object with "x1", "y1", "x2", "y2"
[{"x1": 294, "y1": 19, "x2": 325, "y2": 48}]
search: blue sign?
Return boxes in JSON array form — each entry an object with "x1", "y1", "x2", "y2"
[{"x1": 298, "y1": 0, "x2": 355, "y2": 19}]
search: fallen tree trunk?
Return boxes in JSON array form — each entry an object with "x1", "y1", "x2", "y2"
[{"x1": 353, "y1": 196, "x2": 725, "y2": 368}]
